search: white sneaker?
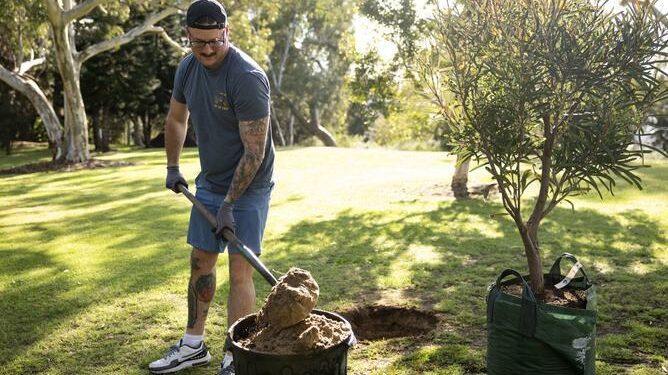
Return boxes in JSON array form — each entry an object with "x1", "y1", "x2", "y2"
[{"x1": 149, "y1": 339, "x2": 211, "y2": 374}]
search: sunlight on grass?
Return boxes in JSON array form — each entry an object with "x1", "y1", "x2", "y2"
[{"x1": 0, "y1": 145, "x2": 666, "y2": 374}]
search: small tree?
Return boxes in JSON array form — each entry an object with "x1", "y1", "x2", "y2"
[{"x1": 424, "y1": 0, "x2": 668, "y2": 295}]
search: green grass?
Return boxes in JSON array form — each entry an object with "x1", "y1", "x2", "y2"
[{"x1": 0, "y1": 145, "x2": 666, "y2": 374}]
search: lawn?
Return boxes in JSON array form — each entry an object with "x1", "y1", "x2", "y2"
[{"x1": 0, "y1": 144, "x2": 666, "y2": 375}]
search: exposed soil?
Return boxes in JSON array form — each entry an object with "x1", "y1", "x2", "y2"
[
  {"x1": 256, "y1": 267, "x2": 319, "y2": 330},
  {"x1": 501, "y1": 282, "x2": 587, "y2": 309},
  {"x1": 339, "y1": 305, "x2": 438, "y2": 340},
  {"x1": 415, "y1": 183, "x2": 499, "y2": 200},
  {"x1": 237, "y1": 268, "x2": 351, "y2": 354},
  {"x1": 0, "y1": 159, "x2": 135, "y2": 175},
  {"x1": 239, "y1": 313, "x2": 350, "y2": 354}
]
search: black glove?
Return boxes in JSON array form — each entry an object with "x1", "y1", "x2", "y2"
[
  {"x1": 165, "y1": 165, "x2": 188, "y2": 193},
  {"x1": 215, "y1": 201, "x2": 236, "y2": 238}
]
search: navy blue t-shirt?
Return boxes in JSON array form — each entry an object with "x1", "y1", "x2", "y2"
[{"x1": 172, "y1": 45, "x2": 274, "y2": 194}]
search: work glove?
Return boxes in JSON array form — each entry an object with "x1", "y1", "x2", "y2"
[
  {"x1": 165, "y1": 165, "x2": 188, "y2": 193},
  {"x1": 215, "y1": 201, "x2": 236, "y2": 238}
]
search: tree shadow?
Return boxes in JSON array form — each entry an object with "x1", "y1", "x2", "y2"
[
  {"x1": 1, "y1": 177, "x2": 664, "y2": 372},
  {"x1": 260, "y1": 198, "x2": 665, "y2": 373}
]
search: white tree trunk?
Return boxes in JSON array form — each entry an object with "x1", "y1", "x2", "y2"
[
  {"x1": 53, "y1": 23, "x2": 90, "y2": 162},
  {"x1": 451, "y1": 155, "x2": 471, "y2": 199},
  {"x1": 133, "y1": 117, "x2": 145, "y2": 147},
  {"x1": 0, "y1": 65, "x2": 64, "y2": 160}
]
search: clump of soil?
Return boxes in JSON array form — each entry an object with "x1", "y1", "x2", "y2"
[
  {"x1": 501, "y1": 283, "x2": 587, "y2": 309},
  {"x1": 256, "y1": 267, "x2": 319, "y2": 329},
  {"x1": 237, "y1": 268, "x2": 351, "y2": 354},
  {"x1": 0, "y1": 159, "x2": 134, "y2": 175}
]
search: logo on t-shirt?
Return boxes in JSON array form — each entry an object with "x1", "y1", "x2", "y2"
[{"x1": 214, "y1": 91, "x2": 231, "y2": 111}]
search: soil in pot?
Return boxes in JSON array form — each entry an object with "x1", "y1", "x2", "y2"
[{"x1": 236, "y1": 267, "x2": 351, "y2": 355}]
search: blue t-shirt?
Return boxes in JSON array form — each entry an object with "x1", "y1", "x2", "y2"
[{"x1": 172, "y1": 45, "x2": 275, "y2": 194}]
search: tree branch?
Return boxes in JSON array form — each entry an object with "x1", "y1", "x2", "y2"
[
  {"x1": 77, "y1": 7, "x2": 182, "y2": 64},
  {"x1": 0, "y1": 63, "x2": 64, "y2": 158},
  {"x1": 18, "y1": 58, "x2": 47, "y2": 75},
  {"x1": 151, "y1": 27, "x2": 188, "y2": 55},
  {"x1": 63, "y1": 0, "x2": 107, "y2": 24}
]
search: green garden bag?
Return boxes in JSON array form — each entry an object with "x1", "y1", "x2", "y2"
[{"x1": 486, "y1": 253, "x2": 597, "y2": 375}]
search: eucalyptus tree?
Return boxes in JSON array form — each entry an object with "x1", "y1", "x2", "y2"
[
  {"x1": 264, "y1": 0, "x2": 356, "y2": 146},
  {"x1": 424, "y1": 0, "x2": 668, "y2": 294},
  {"x1": 0, "y1": 0, "x2": 188, "y2": 162}
]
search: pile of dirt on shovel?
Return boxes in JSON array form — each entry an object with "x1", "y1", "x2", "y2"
[{"x1": 237, "y1": 268, "x2": 350, "y2": 354}]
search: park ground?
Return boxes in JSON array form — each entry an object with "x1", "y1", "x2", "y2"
[{"x1": 0, "y1": 144, "x2": 666, "y2": 374}]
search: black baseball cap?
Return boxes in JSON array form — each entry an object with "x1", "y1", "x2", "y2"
[{"x1": 186, "y1": 0, "x2": 227, "y2": 29}]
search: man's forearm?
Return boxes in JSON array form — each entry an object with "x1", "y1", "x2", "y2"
[
  {"x1": 225, "y1": 117, "x2": 269, "y2": 203},
  {"x1": 225, "y1": 151, "x2": 263, "y2": 203},
  {"x1": 166, "y1": 118, "x2": 187, "y2": 166}
]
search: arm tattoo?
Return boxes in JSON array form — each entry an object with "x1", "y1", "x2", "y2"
[{"x1": 226, "y1": 116, "x2": 270, "y2": 202}]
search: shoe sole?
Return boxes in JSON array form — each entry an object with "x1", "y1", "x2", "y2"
[{"x1": 149, "y1": 352, "x2": 212, "y2": 374}]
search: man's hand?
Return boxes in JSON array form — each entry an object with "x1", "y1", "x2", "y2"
[
  {"x1": 166, "y1": 166, "x2": 188, "y2": 193},
  {"x1": 215, "y1": 201, "x2": 235, "y2": 238}
]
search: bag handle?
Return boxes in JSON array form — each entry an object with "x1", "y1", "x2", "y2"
[
  {"x1": 549, "y1": 253, "x2": 590, "y2": 290},
  {"x1": 488, "y1": 269, "x2": 537, "y2": 337}
]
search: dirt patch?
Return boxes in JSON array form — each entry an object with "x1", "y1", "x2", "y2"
[
  {"x1": 501, "y1": 283, "x2": 587, "y2": 309},
  {"x1": 339, "y1": 305, "x2": 438, "y2": 340},
  {"x1": 410, "y1": 183, "x2": 498, "y2": 201},
  {"x1": 237, "y1": 268, "x2": 351, "y2": 354},
  {"x1": 0, "y1": 159, "x2": 135, "y2": 175}
]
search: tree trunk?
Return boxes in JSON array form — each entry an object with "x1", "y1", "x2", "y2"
[
  {"x1": 271, "y1": 114, "x2": 286, "y2": 147},
  {"x1": 288, "y1": 114, "x2": 294, "y2": 146},
  {"x1": 133, "y1": 117, "x2": 145, "y2": 147},
  {"x1": 143, "y1": 110, "x2": 152, "y2": 147},
  {"x1": 98, "y1": 106, "x2": 110, "y2": 152},
  {"x1": 49, "y1": 6, "x2": 90, "y2": 163},
  {"x1": 5, "y1": 140, "x2": 12, "y2": 156},
  {"x1": 307, "y1": 103, "x2": 336, "y2": 147},
  {"x1": 518, "y1": 223, "x2": 545, "y2": 296},
  {"x1": 0, "y1": 65, "x2": 64, "y2": 160},
  {"x1": 451, "y1": 155, "x2": 470, "y2": 199},
  {"x1": 92, "y1": 107, "x2": 102, "y2": 151}
]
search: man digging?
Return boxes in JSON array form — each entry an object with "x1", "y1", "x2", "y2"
[{"x1": 148, "y1": 0, "x2": 275, "y2": 373}]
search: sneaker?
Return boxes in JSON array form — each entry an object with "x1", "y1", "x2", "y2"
[
  {"x1": 149, "y1": 339, "x2": 211, "y2": 374},
  {"x1": 218, "y1": 352, "x2": 235, "y2": 375}
]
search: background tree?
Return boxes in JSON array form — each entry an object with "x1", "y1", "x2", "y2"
[
  {"x1": 424, "y1": 0, "x2": 668, "y2": 294},
  {"x1": 346, "y1": 50, "x2": 399, "y2": 139},
  {"x1": 79, "y1": 4, "x2": 184, "y2": 151},
  {"x1": 0, "y1": 0, "x2": 188, "y2": 163},
  {"x1": 0, "y1": 1, "x2": 63, "y2": 159},
  {"x1": 265, "y1": 0, "x2": 356, "y2": 147},
  {"x1": 363, "y1": 0, "x2": 474, "y2": 197}
]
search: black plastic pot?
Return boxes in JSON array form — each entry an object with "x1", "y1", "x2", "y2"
[{"x1": 228, "y1": 309, "x2": 355, "y2": 375}]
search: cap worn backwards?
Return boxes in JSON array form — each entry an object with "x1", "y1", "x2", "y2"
[{"x1": 186, "y1": 0, "x2": 227, "y2": 29}]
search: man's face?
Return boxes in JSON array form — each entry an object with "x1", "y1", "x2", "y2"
[{"x1": 187, "y1": 27, "x2": 229, "y2": 69}]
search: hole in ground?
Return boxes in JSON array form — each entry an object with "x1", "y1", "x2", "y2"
[{"x1": 339, "y1": 305, "x2": 438, "y2": 341}]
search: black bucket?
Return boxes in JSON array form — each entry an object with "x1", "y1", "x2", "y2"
[{"x1": 228, "y1": 309, "x2": 355, "y2": 375}]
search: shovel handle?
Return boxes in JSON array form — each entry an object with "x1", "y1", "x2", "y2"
[{"x1": 177, "y1": 184, "x2": 278, "y2": 286}]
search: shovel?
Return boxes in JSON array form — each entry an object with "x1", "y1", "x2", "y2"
[{"x1": 177, "y1": 184, "x2": 278, "y2": 286}]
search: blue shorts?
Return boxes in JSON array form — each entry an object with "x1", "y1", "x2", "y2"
[{"x1": 187, "y1": 184, "x2": 273, "y2": 255}]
